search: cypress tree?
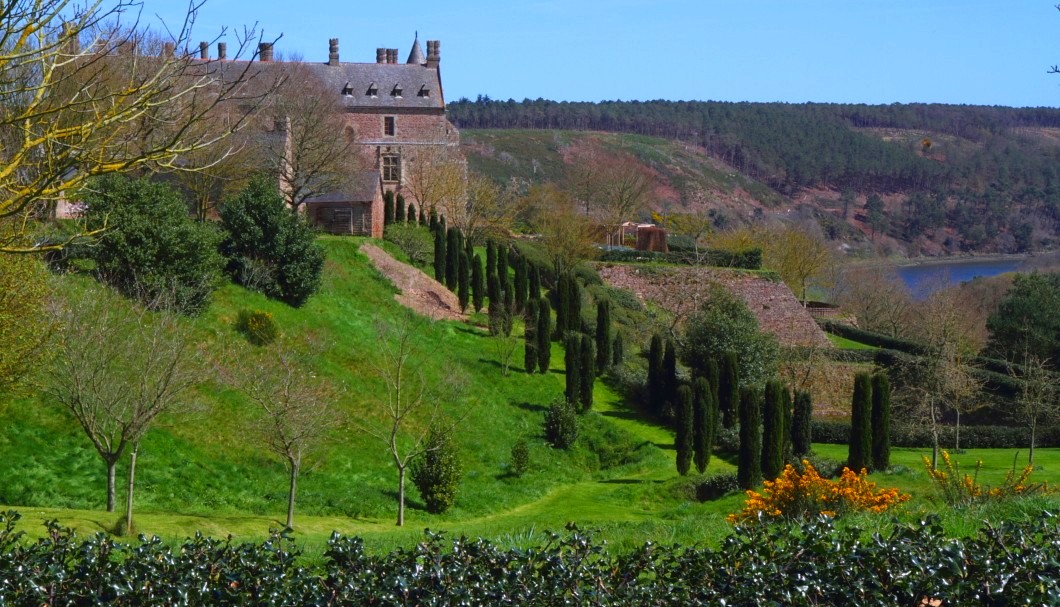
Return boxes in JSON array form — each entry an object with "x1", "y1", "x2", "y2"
[
  {"x1": 394, "y1": 195, "x2": 405, "y2": 222},
  {"x1": 564, "y1": 334, "x2": 580, "y2": 406},
  {"x1": 513, "y1": 254, "x2": 528, "y2": 313},
  {"x1": 595, "y1": 300, "x2": 612, "y2": 373},
  {"x1": 848, "y1": 372, "x2": 873, "y2": 473},
  {"x1": 738, "y1": 386, "x2": 763, "y2": 490},
  {"x1": 579, "y1": 334, "x2": 595, "y2": 412},
  {"x1": 433, "y1": 224, "x2": 446, "y2": 283},
  {"x1": 486, "y1": 240, "x2": 497, "y2": 283},
  {"x1": 487, "y1": 274, "x2": 500, "y2": 319},
  {"x1": 419, "y1": 205, "x2": 427, "y2": 226},
  {"x1": 719, "y1": 352, "x2": 740, "y2": 429},
  {"x1": 406, "y1": 200, "x2": 415, "y2": 224},
  {"x1": 781, "y1": 385, "x2": 793, "y2": 460},
  {"x1": 662, "y1": 338, "x2": 677, "y2": 420},
  {"x1": 497, "y1": 244, "x2": 509, "y2": 285},
  {"x1": 445, "y1": 227, "x2": 459, "y2": 290},
  {"x1": 675, "y1": 385, "x2": 694, "y2": 476},
  {"x1": 524, "y1": 299, "x2": 538, "y2": 374},
  {"x1": 692, "y1": 377, "x2": 714, "y2": 474},
  {"x1": 762, "y1": 380, "x2": 785, "y2": 480},
  {"x1": 458, "y1": 251, "x2": 470, "y2": 312},
  {"x1": 554, "y1": 273, "x2": 570, "y2": 338},
  {"x1": 529, "y1": 264, "x2": 541, "y2": 301},
  {"x1": 429, "y1": 207, "x2": 438, "y2": 231},
  {"x1": 568, "y1": 277, "x2": 582, "y2": 334},
  {"x1": 792, "y1": 390, "x2": 813, "y2": 457},
  {"x1": 537, "y1": 297, "x2": 552, "y2": 373},
  {"x1": 471, "y1": 254, "x2": 485, "y2": 312},
  {"x1": 706, "y1": 358, "x2": 720, "y2": 412},
  {"x1": 612, "y1": 332, "x2": 624, "y2": 366},
  {"x1": 647, "y1": 334, "x2": 664, "y2": 418},
  {"x1": 383, "y1": 190, "x2": 395, "y2": 226},
  {"x1": 871, "y1": 373, "x2": 892, "y2": 471}
]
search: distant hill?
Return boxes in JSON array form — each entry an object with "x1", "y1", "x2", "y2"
[{"x1": 451, "y1": 99, "x2": 1060, "y2": 256}]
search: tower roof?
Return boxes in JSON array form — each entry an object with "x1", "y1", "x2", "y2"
[{"x1": 406, "y1": 32, "x2": 425, "y2": 65}]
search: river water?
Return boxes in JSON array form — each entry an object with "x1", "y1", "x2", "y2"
[{"x1": 896, "y1": 258, "x2": 1029, "y2": 298}]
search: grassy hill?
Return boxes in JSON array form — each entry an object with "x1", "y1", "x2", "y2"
[{"x1": 2, "y1": 237, "x2": 1059, "y2": 553}]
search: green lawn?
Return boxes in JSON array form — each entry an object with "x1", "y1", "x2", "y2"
[{"x1": 826, "y1": 332, "x2": 878, "y2": 349}]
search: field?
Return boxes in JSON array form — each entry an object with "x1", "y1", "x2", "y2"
[{"x1": 2, "y1": 237, "x2": 1057, "y2": 555}]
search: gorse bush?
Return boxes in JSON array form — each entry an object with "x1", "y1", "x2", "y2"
[
  {"x1": 727, "y1": 461, "x2": 908, "y2": 524},
  {"x1": 235, "y1": 309, "x2": 279, "y2": 346},
  {"x1": 923, "y1": 450, "x2": 1052, "y2": 507},
  {"x1": 3, "y1": 510, "x2": 1060, "y2": 605}
]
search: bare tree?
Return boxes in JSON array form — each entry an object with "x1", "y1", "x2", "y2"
[
  {"x1": 524, "y1": 183, "x2": 596, "y2": 276},
  {"x1": 459, "y1": 172, "x2": 522, "y2": 244},
  {"x1": 568, "y1": 150, "x2": 655, "y2": 247},
  {"x1": 1010, "y1": 351, "x2": 1059, "y2": 466},
  {"x1": 833, "y1": 264, "x2": 914, "y2": 338},
  {"x1": 0, "y1": 0, "x2": 270, "y2": 253},
  {"x1": 48, "y1": 287, "x2": 198, "y2": 533},
  {"x1": 357, "y1": 312, "x2": 467, "y2": 526},
  {"x1": 222, "y1": 340, "x2": 338, "y2": 529},
  {"x1": 402, "y1": 142, "x2": 466, "y2": 222}
]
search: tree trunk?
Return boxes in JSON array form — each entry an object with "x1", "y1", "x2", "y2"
[
  {"x1": 1030, "y1": 420, "x2": 1037, "y2": 466},
  {"x1": 124, "y1": 443, "x2": 138, "y2": 535},
  {"x1": 106, "y1": 459, "x2": 117, "y2": 512},
  {"x1": 286, "y1": 460, "x2": 299, "y2": 530},
  {"x1": 397, "y1": 466, "x2": 406, "y2": 527}
]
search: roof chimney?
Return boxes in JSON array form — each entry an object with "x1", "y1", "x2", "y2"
[
  {"x1": 199, "y1": 41, "x2": 208, "y2": 59},
  {"x1": 162, "y1": 42, "x2": 174, "y2": 57},
  {"x1": 426, "y1": 40, "x2": 440, "y2": 68},
  {"x1": 217, "y1": 42, "x2": 227, "y2": 60},
  {"x1": 259, "y1": 42, "x2": 273, "y2": 62},
  {"x1": 386, "y1": 48, "x2": 397, "y2": 64},
  {"x1": 376, "y1": 48, "x2": 386, "y2": 63},
  {"x1": 328, "y1": 38, "x2": 339, "y2": 66}
]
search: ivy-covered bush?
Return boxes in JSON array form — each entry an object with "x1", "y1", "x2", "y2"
[{"x1": 218, "y1": 176, "x2": 325, "y2": 307}]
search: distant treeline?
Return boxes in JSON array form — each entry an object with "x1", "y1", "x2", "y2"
[{"x1": 450, "y1": 98, "x2": 1060, "y2": 249}]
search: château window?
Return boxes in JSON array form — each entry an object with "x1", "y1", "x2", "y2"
[
  {"x1": 384, "y1": 116, "x2": 395, "y2": 136},
  {"x1": 418, "y1": 84, "x2": 430, "y2": 97},
  {"x1": 367, "y1": 82, "x2": 378, "y2": 97},
  {"x1": 382, "y1": 154, "x2": 400, "y2": 182}
]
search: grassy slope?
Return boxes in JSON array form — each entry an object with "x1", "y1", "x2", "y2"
[{"x1": 2, "y1": 237, "x2": 1058, "y2": 553}]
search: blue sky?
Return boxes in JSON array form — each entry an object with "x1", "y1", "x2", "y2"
[{"x1": 137, "y1": 0, "x2": 1059, "y2": 107}]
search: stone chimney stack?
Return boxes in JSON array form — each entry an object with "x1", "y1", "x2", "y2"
[
  {"x1": 376, "y1": 48, "x2": 386, "y2": 63},
  {"x1": 328, "y1": 38, "x2": 339, "y2": 66},
  {"x1": 259, "y1": 42, "x2": 273, "y2": 62},
  {"x1": 199, "y1": 41, "x2": 208, "y2": 59},
  {"x1": 426, "y1": 40, "x2": 440, "y2": 68},
  {"x1": 162, "y1": 42, "x2": 174, "y2": 57},
  {"x1": 217, "y1": 42, "x2": 227, "y2": 60},
  {"x1": 386, "y1": 48, "x2": 397, "y2": 64}
]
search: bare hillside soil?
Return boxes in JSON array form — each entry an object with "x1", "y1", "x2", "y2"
[{"x1": 360, "y1": 243, "x2": 466, "y2": 322}]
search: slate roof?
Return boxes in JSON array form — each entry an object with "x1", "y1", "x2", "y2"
[
  {"x1": 305, "y1": 170, "x2": 381, "y2": 204},
  {"x1": 406, "y1": 35, "x2": 425, "y2": 65}
]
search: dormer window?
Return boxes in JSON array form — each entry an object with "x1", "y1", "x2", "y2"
[
  {"x1": 366, "y1": 82, "x2": 378, "y2": 97},
  {"x1": 391, "y1": 83, "x2": 403, "y2": 97},
  {"x1": 342, "y1": 81, "x2": 353, "y2": 96},
  {"x1": 418, "y1": 84, "x2": 430, "y2": 97}
]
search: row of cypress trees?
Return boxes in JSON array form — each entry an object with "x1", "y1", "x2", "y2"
[
  {"x1": 848, "y1": 372, "x2": 892, "y2": 472},
  {"x1": 383, "y1": 191, "x2": 428, "y2": 226}
]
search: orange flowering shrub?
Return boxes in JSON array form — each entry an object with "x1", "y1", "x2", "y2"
[
  {"x1": 923, "y1": 450, "x2": 1051, "y2": 507},
  {"x1": 727, "y1": 460, "x2": 908, "y2": 524}
]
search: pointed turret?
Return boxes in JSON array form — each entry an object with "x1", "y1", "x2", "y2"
[{"x1": 406, "y1": 32, "x2": 425, "y2": 65}]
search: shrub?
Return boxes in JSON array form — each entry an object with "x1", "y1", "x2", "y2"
[
  {"x1": 683, "y1": 286, "x2": 779, "y2": 387},
  {"x1": 410, "y1": 429, "x2": 461, "y2": 514},
  {"x1": 923, "y1": 450, "x2": 1052, "y2": 507},
  {"x1": 235, "y1": 309, "x2": 279, "y2": 346},
  {"x1": 697, "y1": 472, "x2": 741, "y2": 501},
  {"x1": 727, "y1": 461, "x2": 909, "y2": 524},
  {"x1": 544, "y1": 399, "x2": 578, "y2": 449},
  {"x1": 384, "y1": 224, "x2": 432, "y2": 266},
  {"x1": 509, "y1": 439, "x2": 530, "y2": 477},
  {"x1": 81, "y1": 174, "x2": 223, "y2": 314},
  {"x1": 218, "y1": 177, "x2": 325, "y2": 307},
  {"x1": 597, "y1": 247, "x2": 763, "y2": 269}
]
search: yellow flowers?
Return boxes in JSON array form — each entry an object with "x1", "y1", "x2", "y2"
[
  {"x1": 923, "y1": 451, "x2": 1050, "y2": 506},
  {"x1": 727, "y1": 461, "x2": 908, "y2": 524}
]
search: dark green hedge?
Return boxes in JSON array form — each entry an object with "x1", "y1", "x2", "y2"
[
  {"x1": 812, "y1": 420, "x2": 1060, "y2": 449},
  {"x1": 598, "y1": 248, "x2": 762, "y2": 270},
  {"x1": 2, "y1": 511, "x2": 1058, "y2": 605},
  {"x1": 817, "y1": 319, "x2": 929, "y2": 354}
]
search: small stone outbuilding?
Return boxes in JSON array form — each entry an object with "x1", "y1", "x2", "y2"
[{"x1": 305, "y1": 171, "x2": 384, "y2": 237}]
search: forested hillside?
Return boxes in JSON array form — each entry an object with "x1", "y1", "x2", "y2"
[{"x1": 450, "y1": 98, "x2": 1060, "y2": 255}]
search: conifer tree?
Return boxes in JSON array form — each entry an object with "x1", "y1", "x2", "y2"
[
  {"x1": 738, "y1": 386, "x2": 763, "y2": 490},
  {"x1": 497, "y1": 244, "x2": 509, "y2": 285},
  {"x1": 675, "y1": 385, "x2": 694, "y2": 476},
  {"x1": 579, "y1": 334, "x2": 595, "y2": 412},
  {"x1": 706, "y1": 358, "x2": 720, "y2": 411},
  {"x1": 445, "y1": 227, "x2": 459, "y2": 290},
  {"x1": 792, "y1": 390, "x2": 813, "y2": 457},
  {"x1": 848, "y1": 372, "x2": 873, "y2": 473},
  {"x1": 595, "y1": 300, "x2": 612, "y2": 373},
  {"x1": 486, "y1": 242, "x2": 499, "y2": 303},
  {"x1": 762, "y1": 379, "x2": 785, "y2": 480},
  {"x1": 662, "y1": 338, "x2": 677, "y2": 420},
  {"x1": 719, "y1": 352, "x2": 740, "y2": 428},
  {"x1": 433, "y1": 224, "x2": 446, "y2": 283},
  {"x1": 419, "y1": 205, "x2": 427, "y2": 226},
  {"x1": 384, "y1": 190, "x2": 395, "y2": 226},
  {"x1": 537, "y1": 298, "x2": 552, "y2": 373},
  {"x1": 647, "y1": 334, "x2": 665, "y2": 418},
  {"x1": 612, "y1": 332, "x2": 624, "y2": 366},
  {"x1": 458, "y1": 251, "x2": 470, "y2": 312},
  {"x1": 406, "y1": 200, "x2": 415, "y2": 224},
  {"x1": 514, "y1": 254, "x2": 528, "y2": 313},
  {"x1": 692, "y1": 377, "x2": 715, "y2": 474},
  {"x1": 504, "y1": 277, "x2": 515, "y2": 317},
  {"x1": 524, "y1": 299, "x2": 538, "y2": 374},
  {"x1": 871, "y1": 373, "x2": 892, "y2": 471},
  {"x1": 568, "y1": 276, "x2": 582, "y2": 334},
  {"x1": 529, "y1": 264, "x2": 541, "y2": 301},
  {"x1": 564, "y1": 334, "x2": 581, "y2": 406},
  {"x1": 487, "y1": 274, "x2": 501, "y2": 317},
  {"x1": 394, "y1": 195, "x2": 405, "y2": 223},
  {"x1": 471, "y1": 254, "x2": 485, "y2": 312},
  {"x1": 554, "y1": 273, "x2": 570, "y2": 338},
  {"x1": 781, "y1": 384, "x2": 793, "y2": 459}
]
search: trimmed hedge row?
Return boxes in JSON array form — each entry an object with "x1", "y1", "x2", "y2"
[
  {"x1": 817, "y1": 319, "x2": 928, "y2": 354},
  {"x1": 2, "y1": 511, "x2": 1058, "y2": 605},
  {"x1": 598, "y1": 248, "x2": 763, "y2": 270},
  {"x1": 812, "y1": 420, "x2": 1060, "y2": 449}
]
